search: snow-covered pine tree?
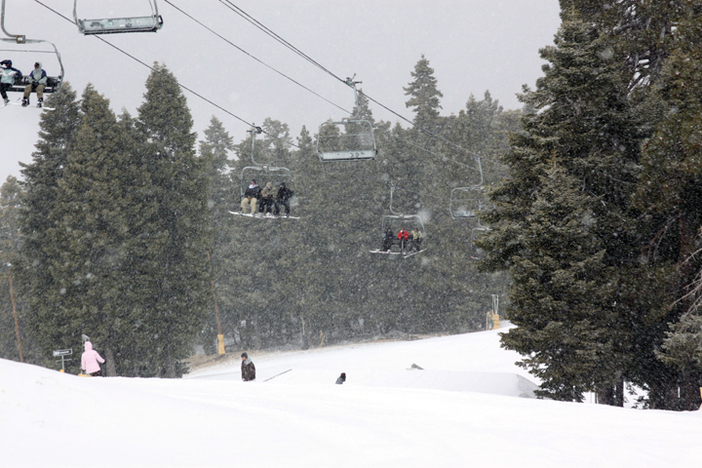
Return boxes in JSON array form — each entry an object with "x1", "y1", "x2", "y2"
[
  {"x1": 134, "y1": 63, "x2": 212, "y2": 377},
  {"x1": 481, "y1": 12, "x2": 642, "y2": 405},
  {"x1": 17, "y1": 82, "x2": 81, "y2": 368},
  {"x1": 637, "y1": 3, "x2": 702, "y2": 410}
]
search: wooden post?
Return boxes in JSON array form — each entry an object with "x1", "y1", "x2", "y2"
[
  {"x1": 206, "y1": 252, "x2": 225, "y2": 355},
  {"x1": 9, "y1": 275, "x2": 23, "y2": 362}
]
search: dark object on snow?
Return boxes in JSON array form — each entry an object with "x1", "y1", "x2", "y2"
[
  {"x1": 241, "y1": 353, "x2": 256, "y2": 381},
  {"x1": 410, "y1": 363, "x2": 424, "y2": 370},
  {"x1": 335, "y1": 372, "x2": 346, "y2": 384}
]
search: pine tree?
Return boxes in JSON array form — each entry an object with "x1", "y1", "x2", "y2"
[
  {"x1": 636, "y1": 4, "x2": 702, "y2": 410},
  {"x1": 0, "y1": 177, "x2": 30, "y2": 362},
  {"x1": 17, "y1": 82, "x2": 82, "y2": 367},
  {"x1": 403, "y1": 55, "x2": 443, "y2": 131},
  {"x1": 198, "y1": 117, "x2": 236, "y2": 354},
  {"x1": 134, "y1": 63, "x2": 212, "y2": 377},
  {"x1": 481, "y1": 13, "x2": 642, "y2": 404}
]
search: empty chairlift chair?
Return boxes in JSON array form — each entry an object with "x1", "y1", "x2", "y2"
[{"x1": 73, "y1": 0, "x2": 164, "y2": 35}]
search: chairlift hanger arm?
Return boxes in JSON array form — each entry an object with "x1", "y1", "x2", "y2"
[{"x1": 1, "y1": 0, "x2": 24, "y2": 42}]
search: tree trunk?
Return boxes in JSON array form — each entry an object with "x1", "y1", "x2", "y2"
[{"x1": 104, "y1": 347, "x2": 117, "y2": 376}]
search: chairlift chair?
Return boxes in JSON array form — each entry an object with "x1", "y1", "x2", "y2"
[
  {"x1": 237, "y1": 126, "x2": 296, "y2": 217},
  {"x1": 371, "y1": 185, "x2": 426, "y2": 256},
  {"x1": 1, "y1": 1, "x2": 64, "y2": 93},
  {"x1": 469, "y1": 220, "x2": 489, "y2": 260},
  {"x1": 317, "y1": 118, "x2": 376, "y2": 161},
  {"x1": 73, "y1": 0, "x2": 163, "y2": 35},
  {"x1": 449, "y1": 156, "x2": 485, "y2": 219},
  {"x1": 316, "y1": 76, "x2": 377, "y2": 162}
]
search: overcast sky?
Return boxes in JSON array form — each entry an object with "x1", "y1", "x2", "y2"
[{"x1": 0, "y1": 0, "x2": 561, "y2": 183}]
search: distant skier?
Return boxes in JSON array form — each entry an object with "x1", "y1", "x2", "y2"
[
  {"x1": 22, "y1": 62, "x2": 47, "y2": 108},
  {"x1": 81, "y1": 341, "x2": 105, "y2": 377},
  {"x1": 335, "y1": 372, "x2": 346, "y2": 385},
  {"x1": 241, "y1": 352, "x2": 256, "y2": 381},
  {"x1": 274, "y1": 182, "x2": 294, "y2": 217},
  {"x1": 0, "y1": 59, "x2": 22, "y2": 105}
]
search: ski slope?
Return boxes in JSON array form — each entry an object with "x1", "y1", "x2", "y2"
[{"x1": 2, "y1": 325, "x2": 701, "y2": 467}]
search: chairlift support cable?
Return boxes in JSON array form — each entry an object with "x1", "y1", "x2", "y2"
[
  {"x1": 215, "y1": 1, "x2": 497, "y2": 171},
  {"x1": 163, "y1": 0, "x2": 349, "y2": 116},
  {"x1": 31, "y1": 0, "x2": 300, "y2": 150}
]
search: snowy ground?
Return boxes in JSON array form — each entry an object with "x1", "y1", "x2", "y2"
[{"x1": 2, "y1": 324, "x2": 701, "y2": 467}]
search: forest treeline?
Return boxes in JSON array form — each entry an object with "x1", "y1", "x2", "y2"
[
  {"x1": 480, "y1": 0, "x2": 702, "y2": 410},
  {"x1": 0, "y1": 59, "x2": 511, "y2": 378},
  {"x1": 3, "y1": 1, "x2": 702, "y2": 412}
]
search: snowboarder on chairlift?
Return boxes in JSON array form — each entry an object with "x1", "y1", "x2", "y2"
[
  {"x1": 382, "y1": 227, "x2": 394, "y2": 252},
  {"x1": 260, "y1": 182, "x2": 276, "y2": 215},
  {"x1": 274, "y1": 182, "x2": 294, "y2": 217},
  {"x1": 0, "y1": 60, "x2": 22, "y2": 105},
  {"x1": 241, "y1": 180, "x2": 261, "y2": 215},
  {"x1": 410, "y1": 227, "x2": 423, "y2": 252},
  {"x1": 22, "y1": 62, "x2": 47, "y2": 108},
  {"x1": 397, "y1": 227, "x2": 409, "y2": 253}
]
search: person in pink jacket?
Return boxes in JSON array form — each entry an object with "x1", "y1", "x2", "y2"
[{"x1": 81, "y1": 341, "x2": 105, "y2": 377}]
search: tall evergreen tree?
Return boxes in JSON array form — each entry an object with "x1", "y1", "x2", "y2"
[
  {"x1": 403, "y1": 54, "x2": 443, "y2": 131},
  {"x1": 135, "y1": 63, "x2": 212, "y2": 377},
  {"x1": 198, "y1": 117, "x2": 236, "y2": 354},
  {"x1": 635, "y1": 3, "x2": 702, "y2": 410},
  {"x1": 481, "y1": 12, "x2": 642, "y2": 404},
  {"x1": 17, "y1": 83, "x2": 82, "y2": 367}
]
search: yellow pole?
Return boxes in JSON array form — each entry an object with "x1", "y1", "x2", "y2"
[{"x1": 207, "y1": 252, "x2": 225, "y2": 355}]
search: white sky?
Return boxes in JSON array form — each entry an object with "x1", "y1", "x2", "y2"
[
  {"x1": 4, "y1": 324, "x2": 702, "y2": 467},
  {"x1": 0, "y1": 0, "x2": 560, "y2": 183}
]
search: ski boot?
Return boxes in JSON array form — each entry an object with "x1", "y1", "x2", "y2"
[
  {"x1": 21, "y1": 97, "x2": 29, "y2": 107},
  {"x1": 3, "y1": 98, "x2": 8, "y2": 106},
  {"x1": 37, "y1": 98, "x2": 43, "y2": 108}
]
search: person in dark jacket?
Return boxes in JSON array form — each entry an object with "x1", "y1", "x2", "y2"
[
  {"x1": 381, "y1": 228, "x2": 394, "y2": 252},
  {"x1": 335, "y1": 372, "x2": 346, "y2": 384},
  {"x1": 241, "y1": 180, "x2": 261, "y2": 215},
  {"x1": 241, "y1": 352, "x2": 256, "y2": 381},
  {"x1": 259, "y1": 182, "x2": 276, "y2": 215},
  {"x1": 274, "y1": 182, "x2": 294, "y2": 217}
]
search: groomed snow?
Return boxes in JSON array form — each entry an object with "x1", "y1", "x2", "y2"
[{"x1": 2, "y1": 324, "x2": 701, "y2": 467}]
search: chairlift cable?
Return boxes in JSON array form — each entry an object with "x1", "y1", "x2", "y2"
[
  {"x1": 215, "y1": 2, "x2": 498, "y2": 168},
  {"x1": 163, "y1": 0, "x2": 351, "y2": 116},
  {"x1": 32, "y1": 0, "x2": 301, "y2": 150},
  {"x1": 218, "y1": 0, "x2": 346, "y2": 87}
]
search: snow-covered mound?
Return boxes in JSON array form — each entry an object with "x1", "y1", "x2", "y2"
[
  {"x1": 2, "y1": 325, "x2": 701, "y2": 468},
  {"x1": 189, "y1": 324, "x2": 539, "y2": 398}
]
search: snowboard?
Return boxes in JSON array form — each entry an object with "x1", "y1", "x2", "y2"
[{"x1": 229, "y1": 211, "x2": 299, "y2": 220}]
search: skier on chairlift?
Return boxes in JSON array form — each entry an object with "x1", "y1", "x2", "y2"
[
  {"x1": 381, "y1": 227, "x2": 394, "y2": 252},
  {"x1": 397, "y1": 227, "x2": 409, "y2": 253},
  {"x1": 0, "y1": 60, "x2": 21, "y2": 105},
  {"x1": 274, "y1": 181, "x2": 294, "y2": 217},
  {"x1": 241, "y1": 179, "x2": 261, "y2": 215},
  {"x1": 22, "y1": 62, "x2": 48, "y2": 108}
]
